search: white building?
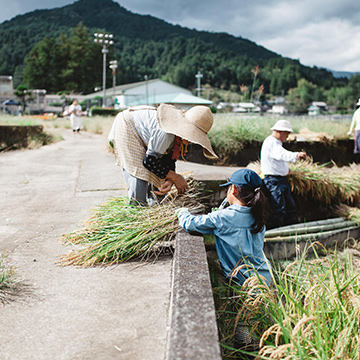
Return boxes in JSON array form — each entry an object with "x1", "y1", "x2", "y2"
[
  {"x1": 0, "y1": 75, "x2": 13, "y2": 102},
  {"x1": 83, "y1": 78, "x2": 212, "y2": 111}
]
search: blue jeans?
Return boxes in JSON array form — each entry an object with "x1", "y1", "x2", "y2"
[
  {"x1": 263, "y1": 175, "x2": 297, "y2": 228},
  {"x1": 354, "y1": 130, "x2": 360, "y2": 154}
]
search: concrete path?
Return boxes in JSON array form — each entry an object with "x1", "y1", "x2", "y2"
[
  {"x1": 0, "y1": 130, "x2": 239, "y2": 360},
  {"x1": 0, "y1": 130, "x2": 172, "y2": 360}
]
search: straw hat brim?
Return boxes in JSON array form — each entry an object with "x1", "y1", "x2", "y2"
[{"x1": 157, "y1": 104, "x2": 218, "y2": 160}]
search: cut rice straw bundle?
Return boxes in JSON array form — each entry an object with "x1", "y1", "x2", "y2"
[
  {"x1": 248, "y1": 160, "x2": 360, "y2": 205},
  {"x1": 289, "y1": 160, "x2": 360, "y2": 205},
  {"x1": 59, "y1": 177, "x2": 205, "y2": 267},
  {"x1": 337, "y1": 204, "x2": 360, "y2": 226}
]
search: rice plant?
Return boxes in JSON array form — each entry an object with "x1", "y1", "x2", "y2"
[
  {"x1": 60, "y1": 178, "x2": 206, "y2": 267},
  {"x1": 209, "y1": 115, "x2": 273, "y2": 156},
  {"x1": 216, "y1": 245, "x2": 360, "y2": 359}
]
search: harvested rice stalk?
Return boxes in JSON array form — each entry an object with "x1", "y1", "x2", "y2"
[
  {"x1": 247, "y1": 160, "x2": 360, "y2": 205},
  {"x1": 337, "y1": 204, "x2": 360, "y2": 226},
  {"x1": 289, "y1": 160, "x2": 360, "y2": 204},
  {"x1": 59, "y1": 177, "x2": 206, "y2": 267}
]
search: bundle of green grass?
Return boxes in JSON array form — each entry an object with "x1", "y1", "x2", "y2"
[{"x1": 60, "y1": 177, "x2": 205, "y2": 267}]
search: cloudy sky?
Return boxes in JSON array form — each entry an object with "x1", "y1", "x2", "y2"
[{"x1": 1, "y1": 0, "x2": 359, "y2": 72}]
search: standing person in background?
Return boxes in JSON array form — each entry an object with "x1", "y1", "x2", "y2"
[
  {"x1": 260, "y1": 120, "x2": 307, "y2": 228},
  {"x1": 348, "y1": 98, "x2": 360, "y2": 163},
  {"x1": 108, "y1": 104, "x2": 218, "y2": 205},
  {"x1": 69, "y1": 99, "x2": 82, "y2": 134}
]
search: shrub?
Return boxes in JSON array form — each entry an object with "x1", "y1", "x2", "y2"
[{"x1": 89, "y1": 106, "x2": 121, "y2": 117}]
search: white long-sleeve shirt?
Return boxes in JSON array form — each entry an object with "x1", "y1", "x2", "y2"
[
  {"x1": 108, "y1": 107, "x2": 175, "y2": 157},
  {"x1": 349, "y1": 108, "x2": 360, "y2": 133},
  {"x1": 260, "y1": 135, "x2": 298, "y2": 176}
]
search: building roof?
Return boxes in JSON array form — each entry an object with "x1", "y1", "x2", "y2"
[
  {"x1": 85, "y1": 78, "x2": 212, "y2": 108},
  {"x1": 83, "y1": 78, "x2": 192, "y2": 99},
  {"x1": 126, "y1": 92, "x2": 212, "y2": 107}
]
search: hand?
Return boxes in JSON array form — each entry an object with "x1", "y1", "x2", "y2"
[
  {"x1": 297, "y1": 151, "x2": 307, "y2": 160},
  {"x1": 175, "y1": 207, "x2": 189, "y2": 216},
  {"x1": 347, "y1": 131, "x2": 352, "y2": 136},
  {"x1": 153, "y1": 180, "x2": 173, "y2": 196},
  {"x1": 166, "y1": 171, "x2": 188, "y2": 195}
]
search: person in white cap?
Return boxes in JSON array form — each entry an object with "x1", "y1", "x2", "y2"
[
  {"x1": 260, "y1": 120, "x2": 307, "y2": 228},
  {"x1": 108, "y1": 104, "x2": 218, "y2": 205},
  {"x1": 347, "y1": 98, "x2": 360, "y2": 163}
]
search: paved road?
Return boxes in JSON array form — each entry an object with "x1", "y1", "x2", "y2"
[
  {"x1": 0, "y1": 130, "x2": 172, "y2": 360},
  {"x1": 0, "y1": 130, "x2": 239, "y2": 360}
]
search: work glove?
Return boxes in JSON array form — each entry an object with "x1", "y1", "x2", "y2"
[{"x1": 175, "y1": 207, "x2": 189, "y2": 216}]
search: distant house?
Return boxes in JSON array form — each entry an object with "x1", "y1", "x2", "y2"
[
  {"x1": 267, "y1": 104, "x2": 288, "y2": 115},
  {"x1": 308, "y1": 101, "x2": 328, "y2": 116},
  {"x1": 232, "y1": 102, "x2": 260, "y2": 113},
  {"x1": 83, "y1": 79, "x2": 212, "y2": 111}
]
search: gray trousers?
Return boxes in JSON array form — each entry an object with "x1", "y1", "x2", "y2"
[
  {"x1": 122, "y1": 168, "x2": 166, "y2": 206},
  {"x1": 122, "y1": 168, "x2": 151, "y2": 205}
]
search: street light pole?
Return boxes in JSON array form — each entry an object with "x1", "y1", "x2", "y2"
[{"x1": 94, "y1": 33, "x2": 114, "y2": 108}]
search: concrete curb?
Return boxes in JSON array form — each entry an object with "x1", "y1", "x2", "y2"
[{"x1": 166, "y1": 230, "x2": 222, "y2": 360}]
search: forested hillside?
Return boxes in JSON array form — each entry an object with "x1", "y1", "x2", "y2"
[{"x1": 0, "y1": 0, "x2": 357, "y2": 111}]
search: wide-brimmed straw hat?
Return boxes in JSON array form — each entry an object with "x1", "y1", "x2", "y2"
[
  {"x1": 157, "y1": 104, "x2": 218, "y2": 159},
  {"x1": 271, "y1": 120, "x2": 294, "y2": 133}
]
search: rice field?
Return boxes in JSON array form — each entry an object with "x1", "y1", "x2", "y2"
[
  {"x1": 215, "y1": 245, "x2": 360, "y2": 359},
  {"x1": 208, "y1": 113, "x2": 351, "y2": 157},
  {"x1": 0, "y1": 113, "x2": 352, "y2": 154}
]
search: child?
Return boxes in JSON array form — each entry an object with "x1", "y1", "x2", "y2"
[{"x1": 176, "y1": 169, "x2": 271, "y2": 286}]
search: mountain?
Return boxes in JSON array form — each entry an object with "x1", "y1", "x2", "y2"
[
  {"x1": 330, "y1": 70, "x2": 360, "y2": 79},
  {"x1": 0, "y1": 0, "x2": 341, "y2": 94}
]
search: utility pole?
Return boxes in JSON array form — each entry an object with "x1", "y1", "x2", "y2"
[
  {"x1": 109, "y1": 60, "x2": 118, "y2": 104},
  {"x1": 195, "y1": 70, "x2": 203, "y2": 97},
  {"x1": 144, "y1": 75, "x2": 149, "y2": 105}
]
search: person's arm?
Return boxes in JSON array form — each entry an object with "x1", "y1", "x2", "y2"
[
  {"x1": 177, "y1": 210, "x2": 217, "y2": 234},
  {"x1": 271, "y1": 141, "x2": 301, "y2": 163},
  {"x1": 143, "y1": 128, "x2": 188, "y2": 194}
]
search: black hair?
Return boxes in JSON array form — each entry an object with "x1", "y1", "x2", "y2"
[{"x1": 233, "y1": 184, "x2": 265, "y2": 234}]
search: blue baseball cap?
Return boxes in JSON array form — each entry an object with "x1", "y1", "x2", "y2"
[{"x1": 219, "y1": 169, "x2": 262, "y2": 189}]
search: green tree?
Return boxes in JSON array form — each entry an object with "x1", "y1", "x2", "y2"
[
  {"x1": 23, "y1": 36, "x2": 60, "y2": 92},
  {"x1": 14, "y1": 84, "x2": 31, "y2": 112},
  {"x1": 286, "y1": 79, "x2": 318, "y2": 113},
  {"x1": 23, "y1": 23, "x2": 104, "y2": 94},
  {"x1": 63, "y1": 23, "x2": 103, "y2": 93}
]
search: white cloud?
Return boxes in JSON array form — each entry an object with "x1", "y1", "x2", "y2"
[{"x1": 260, "y1": 19, "x2": 360, "y2": 71}]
